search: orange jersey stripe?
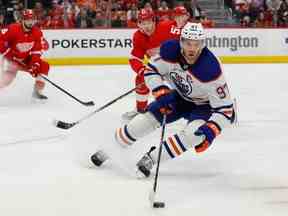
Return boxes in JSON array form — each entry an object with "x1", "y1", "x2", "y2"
[
  {"x1": 118, "y1": 128, "x2": 131, "y2": 146},
  {"x1": 168, "y1": 137, "x2": 181, "y2": 156}
]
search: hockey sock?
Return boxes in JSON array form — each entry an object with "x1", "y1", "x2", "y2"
[
  {"x1": 115, "y1": 112, "x2": 160, "y2": 147},
  {"x1": 34, "y1": 76, "x2": 45, "y2": 93}
]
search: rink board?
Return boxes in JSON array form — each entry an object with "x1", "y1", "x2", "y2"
[{"x1": 42, "y1": 28, "x2": 288, "y2": 65}]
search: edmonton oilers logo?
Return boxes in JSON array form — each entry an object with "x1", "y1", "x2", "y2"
[{"x1": 170, "y1": 72, "x2": 193, "y2": 96}]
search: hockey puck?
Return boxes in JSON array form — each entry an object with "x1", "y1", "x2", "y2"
[{"x1": 153, "y1": 202, "x2": 165, "y2": 208}]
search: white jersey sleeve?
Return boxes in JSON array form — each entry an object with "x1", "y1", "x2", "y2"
[
  {"x1": 144, "y1": 55, "x2": 170, "y2": 91},
  {"x1": 203, "y1": 73, "x2": 234, "y2": 129}
]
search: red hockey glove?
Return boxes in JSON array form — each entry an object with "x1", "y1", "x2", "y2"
[{"x1": 28, "y1": 62, "x2": 41, "y2": 77}]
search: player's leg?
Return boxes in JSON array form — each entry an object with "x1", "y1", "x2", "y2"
[
  {"x1": 121, "y1": 73, "x2": 150, "y2": 122},
  {"x1": 136, "y1": 104, "x2": 213, "y2": 178},
  {"x1": 32, "y1": 60, "x2": 49, "y2": 100},
  {"x1": 90, "y1": 111, "x2": 161, "y2": 167},
  {"x1": 0, "y1": 61, "x2": 18, "y2": 89},
  {"x1": 90, "y1": 94, "x2": 183, "y2": 167}
]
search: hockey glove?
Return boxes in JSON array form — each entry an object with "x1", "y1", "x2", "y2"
[
  {"x1": 28, "y1": 62, "x2": 41, "y2": 77},
  {"x1": 194, "y1": 121, "x2": 221, "y2": 153},
  {"x1": 152, "y1": 86, "x2": 175, "y2": 114}
]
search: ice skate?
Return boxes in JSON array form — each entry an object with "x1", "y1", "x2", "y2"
[
  {"x1": 90, "y1": 150, "x2": 109, "y2": 167},
  {"x1": 32, "y1": 89, "x2": 48, "y2": 100},
  {"x1": 136, "y1": 146, "x2": 156, "y2": 178}
]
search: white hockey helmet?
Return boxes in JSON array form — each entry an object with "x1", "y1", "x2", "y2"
[{"x1": 180, "y1": 22, "x2": 205, "y2": 41}]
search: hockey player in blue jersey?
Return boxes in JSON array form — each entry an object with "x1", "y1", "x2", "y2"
[{"x1": 90, "y1": 22, "x2": 235, "y2": 177}]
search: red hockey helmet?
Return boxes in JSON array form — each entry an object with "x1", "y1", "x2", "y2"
[
  {"x1": 137, "y1": 9, "x2": 155, "y2": 22},
  {"x1": 173, "y1": 6, "x2": 188, "y2": 16},
  {"x1": 22, "y1": 9, "x2": 34, "y2": 20},
  {"x1": 22, "y1": 9, "x2": 35, "y2": 31}
]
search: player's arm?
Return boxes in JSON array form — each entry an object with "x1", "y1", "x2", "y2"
[
  {"x1": 144, "y1": 40, "x2": 178, "y2": 94},
  {"x1": 0, "y1": 26, "x2": 13, "y2": 58},
  {"x1": 144, "y1": 56, "x2": 175, "y2": 114},
  {"x1": 206, "y1": 74, "x2": 234, "y2": 129},
  {"x1": 129, "y1": 34, "x2": 146, "y2": 75},
  {"x1": 28, "y1": 30, "x2": 44, "y2": 77},
  {"x1": 144, "y1": 56, "x2": 169, "y2": 94},
  {"x1": 0, "y1": 25, "x2": 27, "y2": 63},
  {"x1": 194, "y1": 72, "x2": 234, "y2": 153}
]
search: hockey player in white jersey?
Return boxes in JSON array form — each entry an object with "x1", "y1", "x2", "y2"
[{"x1": 90, "y1": 22, "x2": 235, "y2": 177}]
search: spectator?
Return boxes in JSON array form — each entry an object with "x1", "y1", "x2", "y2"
[
  {"x1": 13, "y1": 2, "x2": 22, "y2": 23},
  {"x1": 4, "y1": 0, "x2": 19, "y2": 24},
  {"x1": 224, "y1": 0, "x2": 234, "y2": 18},
  {"x1": 76, "y1": 0, "x2": 95, "y2": 9},
  {"x1": 157, "y1": 1, "x2": 171, "y2": 21},
  {"x1": 200, "y1": 13, "x2": 215, "y2": 27},
  {"x1": 263, "y1": 7, "x2": 274, "y2": 25},
  {"x1": 62, "y1": 0, "x2": 75, "y2": 28},
  {"x1": 94, "y1": 10, "x2": 107, "y2": 27},
  {"x1": 0, "y1": 13, "x2": 5, "y2": 29},
  {"x1": 254, "y1": 9, "x2": 272, "y2": 26},
  {"x1": 87, "y1": 4, "x2": 96, "y2": 23},
  {"x1": 123, "y1": 0, "x2": 139, "y2": 10},
  {"x1": 144, "y1": 2, "x2": 154, "y2": 12},
  {"x1": 127, "y1": 3, "x2": 138, "y2": 27},
  {"x1": 185, "y1": 0, "x2": 202, "y2": 20},
  {"x1": 69, "y1": 1, "x2": 80, "y2": 17},
  {"x1": 75, "y1": 6, "x2": 93, "y2": 28},
  {"x1": 241, "y1": 14, "x2": 252, "y2": 26},
  {"x1": 44, "y1": 0, "x2": 64, "y2": 29},
  {"x1": 111, "y1": 8, "x2": 126, "y2": 27},
  {"x1": 234, "y1": 0, "x2": 250, "y2": 23},
  {"x1": 34, "y1": 1, "x2": 47, "y2": 27},
  {"x1": 277, "y1": 0, "x2": 288, "y2": 26},
  {"x1": 266, "y1": 0, "x2": 281, "y2": 26}
]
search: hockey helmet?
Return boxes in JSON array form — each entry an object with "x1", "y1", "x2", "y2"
[
  {"x1": 22, "y1": 9, "x2": 34, "y2": 20},
  {"x1": 173, "y1": 6, "x2": 188, "y2": 16},
  {"x1": 181, "y1": 22, "x2": 205, "y2": 41},
  {"x1": 137, "y1": 9, "x2": 155, "y2": 22}
]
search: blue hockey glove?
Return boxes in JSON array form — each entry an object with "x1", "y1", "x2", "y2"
[
  {"x1": 152, "y1": 86, "x2": 176, "y2": 114},
  {"x1": 194, "y1": 121, "x2": 221, "y2": 153}
]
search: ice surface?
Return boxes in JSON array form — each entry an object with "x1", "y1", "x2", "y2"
[{"x1": 0, "y1": 64, "x2": 288, "y2": 216}]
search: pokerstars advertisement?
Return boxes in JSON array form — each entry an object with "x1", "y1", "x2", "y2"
[{"x1": 43, "y1": 29, "x2": 134, "y2": 58}]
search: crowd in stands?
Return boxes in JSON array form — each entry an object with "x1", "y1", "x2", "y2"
[
  {"x1": 0, "y1": 0, "x2": 287, "y2": 28},
  {"x1": 225, "y1": 0, "x2": 288, "y2": 27}
]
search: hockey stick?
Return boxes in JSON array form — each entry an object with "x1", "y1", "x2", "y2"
[
  {"x1": 149, "y1": 114, "x2": 167, "y2": 208},
  {"x1": 40, "y1": 75, "x2": 95, "y2": 106},
  {"x1": 55, "y1": 86, "x2": 137, "y2": 130}
]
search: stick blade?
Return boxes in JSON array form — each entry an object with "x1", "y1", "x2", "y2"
[
  {"x1": 83, "y1": 101, "x2": 95, "y2": 106},
  {"x1": 54, "y1": 120, "x2": 76, "y2": 130}
]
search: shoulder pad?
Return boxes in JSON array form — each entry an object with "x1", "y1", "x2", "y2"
[
  {"x1": 133, "y1": 30, "x2": 146, "y2": 42},
  {"x1": 9, "y1": 23, "x2": 20, "y2": 30},
  {"x1": 158, "y1": 20, "x2": 174, "y2": 28},
  {"x1": 159, "y1": 39, "x2": 180, "y2": 62},
  {"x1": 32, "y1": 26, "x2": 43, "y2": 37},
  {"x1": 191, "y1": 47, "x2": 222, "y2": 82}
]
